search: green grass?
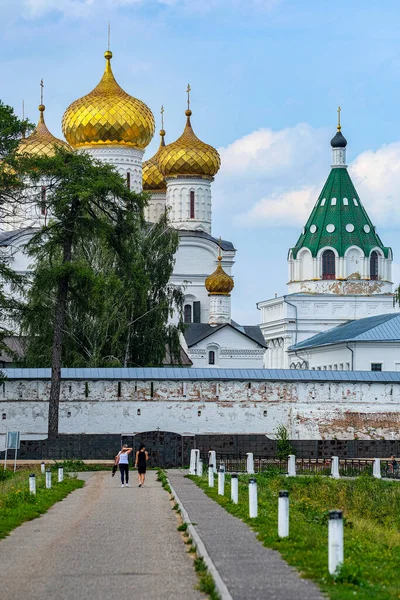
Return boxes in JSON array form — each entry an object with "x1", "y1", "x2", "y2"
[
  {"x1": 0, "y1": 467, "x2": 84, "y2": 539},
  {"x1": 190, "y1": 472, "x2": 400, "y2": 600}
]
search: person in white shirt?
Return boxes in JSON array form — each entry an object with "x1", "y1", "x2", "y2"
[{"x1": 116, "y1": 444, "x2": 133, "y2": 487}]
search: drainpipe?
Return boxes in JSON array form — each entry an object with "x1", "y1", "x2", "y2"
[
  {"x1": 284, "y1": 297, "x2": 309, "y2": 369},
  {"x1": 346, "y1": 343, "x2": 354, "y2": 370}
]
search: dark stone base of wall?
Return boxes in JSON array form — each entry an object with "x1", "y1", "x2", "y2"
[{"x1": 2, "y1": 434, "x2": 400, "y2": 467}]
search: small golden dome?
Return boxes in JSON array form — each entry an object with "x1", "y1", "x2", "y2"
[
  {"x1": 62, "y1": 50, "x2": 155, "y2": 149},
  {"x1": 143, "y1": 129, "x2": 167, "y2": 191},
  {"x1": 17, "y1": 105, "x2": 70, "y2": 157},
  {"x1": 205, "y1": 255, "x2": 234, "y2": 296},
  {"x1": 157, "y1": 109, "x2": 220, "y2": 178}
]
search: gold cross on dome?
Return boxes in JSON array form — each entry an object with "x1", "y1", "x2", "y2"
[
  {"x1": 40, "y1": 78, "x2": 44, "y2": 104},
  {"x1": 108, "y1": 21, "x2": 111, "y2": 51},
  {"x1": 337, "y1": 105, "x2": 341, "y2": 131},
  {"x1": 161, "y1": 105, "x2": 164, "y2": 129},
  {"x1": 186, "y1": 83, "x2": 191, "y2": 110}
]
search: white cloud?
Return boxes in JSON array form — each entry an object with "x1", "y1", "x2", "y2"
[{"x1": 215, "y1": 124, "x2": 400, "y2": 229}]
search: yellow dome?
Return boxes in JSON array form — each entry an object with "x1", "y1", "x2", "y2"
[
  {"x1": 157, "y1": 110, "x2": 220, "y2": 178},
  {"x1": 205, "y1": 255, "x2": 234, "y2": 296},
  {"x1": 18, "y1": 105, "x2": 70, "y2": 157},
  {"x1": 62, "y1": 50, "x2": 155, "y2": 149},
  {"x1": 143, "y1": 129, "x2": 167, "y2": 191}
]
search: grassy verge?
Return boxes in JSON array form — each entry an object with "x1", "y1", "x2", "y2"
[
  {"x1": 189, "y1": 472, "x2": 400, "y2": 600},
  {"x1": 0, "y1": 467, "x2": 84, "y2": 539},
  {"x1": 157, "y1": 469, "x2": 220, "y2": 599}
]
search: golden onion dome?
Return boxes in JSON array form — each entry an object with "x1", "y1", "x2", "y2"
[
  {"x1": 62, "y1": 50, "x2": 155, "y2": 149},
  {"x1": 157, "y1": 109, "x2": 220, "y2": 178},
  {"x1": 143, "y1": 129, "x2": 167, "y2": 191},
  {"x1": 205, "y1": 255, "x2": 234, "y2": 296},
  {"x1": 17, "y1": 105, "x2": 70, "y2": 157}
]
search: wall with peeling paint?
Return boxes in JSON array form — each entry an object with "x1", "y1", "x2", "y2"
[{"x1": 1, "y1": 377, "x2": 399, "y2": 441}]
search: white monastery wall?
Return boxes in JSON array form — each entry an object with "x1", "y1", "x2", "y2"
[
  {"x1": 291, "y1": 343, "x2": 400, "y2": 372},
  {"x1": 1, "y1": 377, "x2": 400, "y2": 440}
]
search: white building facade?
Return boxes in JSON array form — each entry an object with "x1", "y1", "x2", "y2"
[{"x1": 258, "y1": 123, "x2": 396, "y2": 368}]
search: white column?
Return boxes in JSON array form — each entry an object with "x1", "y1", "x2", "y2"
[
  {"x1": 218, "y1": 468, "x2": 225, "y2": 495},
  {"x1": 29, "y1": 474, "x2": 36, "y2": 495},
  {"x1": 331, "y1": 456, "x2": 340, "y2": 479},
  {"x1": 328, "y1": 510, "x2": 344, "y2": 575},
  {"x1": 231, "y1": 474, "x2": 238, "y2": 504},
  {"x1": 287, "y1": 455, "x2": 296, "y2": 477},
  {"x1": 166, "y1": 176, "x2": 212, "y2": 234},
  {"x1": 278, "y1": 490, "x2": 289, "y2": 538},
  {"x1": 189, "y1": 449, "x2": 197, "y2": 475},
  {"x1": 80, "y1": 146, "x2": 144, "y2": 193},
  {"x1": 249, "y1": 478, "x2": 258, "y2": 518},
  {"x1": 208, "y1": 466, "x2": 214, "y2": 487},
  {"x1": 208, "y1": 450, "x2": 217, "y2": 474},
  {"x1": 373, "y1": 458, "x2": 381, "y2": 479},
  {"x1": 246, "y1": 452, "x2": 254, "y2": 475}
]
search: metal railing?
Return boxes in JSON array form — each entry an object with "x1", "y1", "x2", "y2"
[{"x1": 200, "y1": 454, "x2": 400, "y2": 479}]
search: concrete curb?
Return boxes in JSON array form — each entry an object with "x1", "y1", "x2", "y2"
[{"x1": 167, "y1": 474, "x2": 233, "y2": 600}]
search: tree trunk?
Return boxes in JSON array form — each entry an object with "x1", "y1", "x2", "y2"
[{"x1": 48, "y1": 237, "x2": 72, "y2": 438}]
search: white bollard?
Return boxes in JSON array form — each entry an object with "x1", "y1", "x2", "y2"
[
  {"x1": 373, "y1": 458, "x2": 381, "y2": 479},
  {"x1": 249, "y1": 478, "x2": 258, "y2": 518},
  {"x1": 41, "y1": 462, "x2": 45, "y2": 474},
  {"x1": 45, "y1": 469, "x2": 52, "y2": 489},
  {"x1": 29, "y1": 473, "x2": 36, "y2": 495},
  {"x1": 328, "y1": 510, "x2": 344, "y2": 575},
  {"x1": 287, "y1": 454, "x2": 296, "y2": 477},
  {"x1": 218, "y1": 468, "x2": 225, "y2": 496},
  {"x1": 189, "y1": 449, "x2": 197, "y2": 475},
  {"x1": 209, "y1": 451, "x2": 217, "y2": 474},
  {"x1": 58, "y1": 466, "x2": 64, "y2": 483},
  {"x1": 331, "y1": 456, "x2": 340, "y2": 479},
  {"x1": 194, "y1": 450, "x2": 200, "y2": 475},
  {"x1": 198, "y1": 459, "x2": 203, "y2": 477},
  {"x1": 278, "y1": 490, "x2": 289, "y2": 538},
  {"x1": 208, "y1": 466, "x2": 214, "y2": 488},
  {"x1": 231, "y1": 473, "x2": 238, "y2": 504},
  {"x1": 246, "y1": 452, "x2": 254, "y2": 475}
]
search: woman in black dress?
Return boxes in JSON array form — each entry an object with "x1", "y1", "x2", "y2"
[{"x1": 135, "y1": 443, "x2": 149, "y2": 487}]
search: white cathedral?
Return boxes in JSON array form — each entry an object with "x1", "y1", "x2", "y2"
[
  {"x1": 2, "y1": 50, "x2": 399, "y2": 372},
  {"x1": 1, "y1": 49, "x2": 266, "y2": 369}
]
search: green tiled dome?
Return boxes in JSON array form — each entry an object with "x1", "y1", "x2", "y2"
[{"x1": 291, "y1": 164, "x2": 391, "y2": 259}]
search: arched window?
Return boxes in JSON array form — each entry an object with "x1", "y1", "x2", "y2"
[
  {"x1": 370, "y1": 251, "x2": 379, "y2": 280},
  {"x1": 322, "y1": 250, "x2": 335, "y2": 280},
  {"x1": 184, "y1": 304, "x2": 192, "y2": 323},
  {"x1": 208, "y1": 350, "x2": 215, "y2": 365},
  {"x1": 190, "y1": 190, "x2": 195, "y2": 219},
  {"x1": 126, "y1": 172, "x2": 131, "y2": 190}
]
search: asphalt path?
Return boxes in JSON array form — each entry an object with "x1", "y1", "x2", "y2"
[{"x1": 0, "y1": 471, "x2": 203, "y2": 600}]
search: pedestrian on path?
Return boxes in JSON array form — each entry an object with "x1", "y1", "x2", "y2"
[
  {"x1": 116, "y1": 444, "x2": 132, "y2": 487},
  {"x1": 135, "y1": 443, "x2": 149, "y2": 487}
]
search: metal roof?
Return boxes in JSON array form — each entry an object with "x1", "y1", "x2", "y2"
[
  {"x1": 184, "y1": 322, "x2": 267, "y2": 348},
  {"x1": 3, "y1": 367, "x2": 400, "y2": 383},
  {"x1": 290, "y1": 313, "x2": 400, "y2": 351}
]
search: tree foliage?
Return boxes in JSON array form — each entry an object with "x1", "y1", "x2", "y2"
[
  {"x1": 275, "y1": 424, "x2": 294, "y2": 461},
  {"x1": 0, "y1": 101, "x2": 32, "y2": 364},
  {"x1": 19, "y1": 147, "x2": 184, "y2": 435}
]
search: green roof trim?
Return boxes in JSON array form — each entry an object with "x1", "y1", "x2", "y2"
[{"x1": 291, "y1": 167, "x2": 391, "y2": 259}]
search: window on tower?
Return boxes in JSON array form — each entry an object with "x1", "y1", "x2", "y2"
[
  {"x1": 190, "y1": 190, "x2": 195, "y2": 219},
  {"x1": 370, "y1": 251, "x2": 379, "y2": 280},
  {"x1": 184, "y1": 304, "x2": 192, "y2": 323},
  {"x1": 40, "y1": 186, "x2": 47, "y2": 216},
  {"x1": 322, "y1": 250, "x2": 335, "y2": 280},
  {"x1": 126, "y1": 172, "x2": 131, "y2": 190}
]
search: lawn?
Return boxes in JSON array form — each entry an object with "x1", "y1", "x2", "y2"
[
  {"x1": 190, "y1": 472, "x2": 400, "y2": 600},
  {"x1": 0, "y1": 466, "x2": 84, "y2": 539}
]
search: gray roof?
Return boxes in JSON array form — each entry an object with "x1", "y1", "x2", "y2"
[
  {"x1": 3, "y1": 367, "x2": 400, "y2": 383},
  {"x1": 0, "y1": 227, "x2": 38, "y2": 246},
  {"x1": 184, "y1": 321, "x2": 267, "y2": 349},
  {"x1": 177, "y1": 230, "x2": 235, "y2": 251},
  {"x1": 289, "y1": 313, "x2": 400, "y2": 351}
]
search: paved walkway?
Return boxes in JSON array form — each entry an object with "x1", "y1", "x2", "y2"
[
  {"x1": 168, "y1": 470, "x2": 325, "y2": 600},
  {"x1": 0, "y1": 471, "x2": 203, "y2": 600}
]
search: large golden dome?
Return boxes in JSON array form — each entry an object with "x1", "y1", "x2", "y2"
[
  {"x1": 157, "y1": 109, "x2": 220, "y2": 178},
  {"x1": 18, "y1": 105, "x2": 70, "y2": 157},
  {"x1": 205, "y1": 255, "x2": 234, "y2": 296},
  {"x1": 143, "y1": 129, "x2": 167, "y2": 191},
  {"x1": 62, "y1": 50, "x2": 155, "y2": 149}
]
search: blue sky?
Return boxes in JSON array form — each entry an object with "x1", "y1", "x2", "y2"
[{"x1": 2, "y1": 0, "x2": 400, "y2": 323}]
